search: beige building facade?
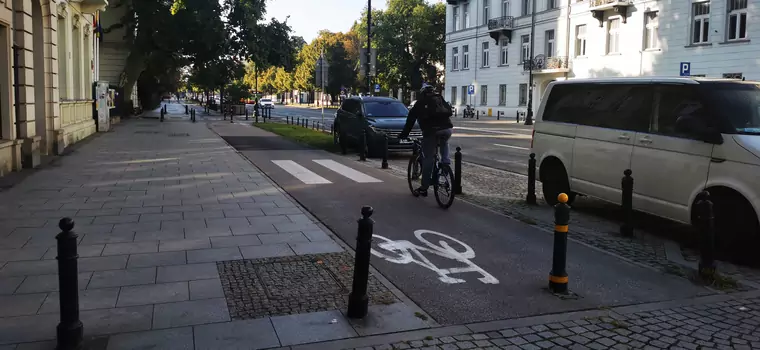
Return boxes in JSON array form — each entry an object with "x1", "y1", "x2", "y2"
[{"x1": 0, "y1": 0, "x2": 106, "y2": 177}]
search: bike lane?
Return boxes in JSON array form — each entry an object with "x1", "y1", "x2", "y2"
[{"x1": 211, "y1": 123, "x2": 713, "y2": 326}]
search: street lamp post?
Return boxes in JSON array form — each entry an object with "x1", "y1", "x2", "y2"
[
  {"x1": 525, "y1": 0, "x2": 537, "y2": 126},
  {"x1": 366, "y1": 0, "x2": 372, "y2": 95}
]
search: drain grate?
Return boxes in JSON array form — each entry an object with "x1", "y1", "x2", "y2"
[{"x1": 168, "y1": 133, "x2": 190, "y2": 137}]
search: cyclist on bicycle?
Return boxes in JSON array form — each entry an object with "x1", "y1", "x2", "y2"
[{"x1": 399, "y1": 83, "x2": 454, "y2": 197}]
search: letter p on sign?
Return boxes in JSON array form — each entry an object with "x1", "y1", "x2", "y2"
[{"x1": 680, "y1": 62, "x2": 691, "y2": 77}]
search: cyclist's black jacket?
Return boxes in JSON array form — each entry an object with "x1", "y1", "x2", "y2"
[{"x1": 401, "y1": 92, "x2": 454, "y2": 137}]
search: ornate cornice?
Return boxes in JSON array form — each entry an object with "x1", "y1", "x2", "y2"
[{"x1": 57, "y1": 3, "x2": 67, "y2": 17}]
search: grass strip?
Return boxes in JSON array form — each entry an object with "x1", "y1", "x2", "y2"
[{"x1": 255, "y1": 122, "x2": 339, "y2": 152}]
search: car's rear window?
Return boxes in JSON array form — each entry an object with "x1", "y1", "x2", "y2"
[{"x1": 364, "y1": 101, "x2": 408, "y2": 117}]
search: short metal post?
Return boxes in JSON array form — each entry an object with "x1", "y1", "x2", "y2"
[
  {"x1": 549, "y1": 194, "x2": 570, "y2": 294},
  {"x1": 516, "y1": 111, "x2": 520, "y2": 124},
  {"x1": 347, "y1": 206, "x2": 374, "y2": 319},
  {"x1": 381, "y1": 134, "x2": 389, "y2": 169},
  {"x1": 245, "y1": 107, "x2": 249, "y2": 121},
  {"x1": 454, "y1": 147, "x2": 462, "y2": 195},
  {"x1": 297, "y1": 117, "x2": 300, "y2": 126},
  {"x1": 56, "y1": 218, "x2": 83, "y2": 350},
  {"x1": 185, "y1": 105, "x2": 188, "y2": 114},
  {"x1": 160, "y1": 108, "x2": 164, "y2": 122},
  {"x1": 497, "y1": 111, "x2": 500, "y2": 120},
  {"x1": 331, "y1": 124, "x2": 334, "y2": 135},
  {"x1": 696, "y1": 190, "x2": 716, "y2": 280},
  {"x1": 527, "y1": 153, "x2": 537, "y2": 205},
  {"x1": 620, "y1": 169, "x2": 634, "y2": 237},
  {"x1": 359, "y1": 128, "x2": 367, "y2": 161},
  {"x1": 476, "y1": 110, "x2": 479, "y2": 120}
]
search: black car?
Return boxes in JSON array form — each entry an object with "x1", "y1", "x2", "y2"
[{"x1": 333, "y1": 96, "x2": 422, "y2": 157}]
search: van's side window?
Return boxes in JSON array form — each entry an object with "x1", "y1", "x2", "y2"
[
  {"x1": 543, "y1": 84, "x2": 651, "y2": 132},
  {"x1": 654, "y1": 86, "x2": 706, "y2": 138}
]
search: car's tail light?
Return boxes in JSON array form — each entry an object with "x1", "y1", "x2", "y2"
[{"x1": 530, "y1": 129, "x2": 535, "y2": 149}]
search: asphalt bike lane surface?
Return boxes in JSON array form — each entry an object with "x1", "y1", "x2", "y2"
[{"x1": 213, "y1": 123, "x2": 712, "y2": 326}]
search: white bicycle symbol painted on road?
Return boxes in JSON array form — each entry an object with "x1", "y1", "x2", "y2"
[{"x1": 370, "y1": 230, "x2": 499, "y2": 285}]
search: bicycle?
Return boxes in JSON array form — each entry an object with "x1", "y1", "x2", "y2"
[{"x1": 407, "y1": 137, "x2": 455, "y2": 209}]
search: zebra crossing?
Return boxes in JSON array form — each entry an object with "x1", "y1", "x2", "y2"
[{"x1": 272, "y1": 159, "x2": 383, "y2": 185}]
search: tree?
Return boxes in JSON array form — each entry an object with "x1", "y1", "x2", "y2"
[{"x1": 354, "y1": 0, "x2": 446, "y2": 93}]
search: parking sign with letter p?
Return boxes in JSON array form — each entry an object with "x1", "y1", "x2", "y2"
[{"x1": 680, "y1": 62, "x2": 691, "y2": 76}]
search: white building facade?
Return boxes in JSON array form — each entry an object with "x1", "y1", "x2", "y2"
[{"x1": 445, "y1": 0, "x2": 760, "y2": 117}]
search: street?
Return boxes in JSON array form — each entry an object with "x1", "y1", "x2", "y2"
[
  {"x1": 212, "y1": 121, "x2": 710, "y2": 326},
  {"x1": 271, "y1": 104, "x2": 534, "y2": 175}
]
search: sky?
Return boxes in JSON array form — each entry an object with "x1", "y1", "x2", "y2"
[{"x1": 264, "y1": 0, "x2": 438, "y2": 43}]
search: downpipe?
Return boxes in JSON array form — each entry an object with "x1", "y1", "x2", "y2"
[{"x1": 11, "y1": 0, "x2": 21, "y2": 140}]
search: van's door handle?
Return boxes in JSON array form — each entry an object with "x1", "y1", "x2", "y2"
[
  {"x1": 639, "y1": 137, "x2": 653, "y2": 144},
  {"x1": 617, "y1": 134, "x2": 630, "y2": 140}
]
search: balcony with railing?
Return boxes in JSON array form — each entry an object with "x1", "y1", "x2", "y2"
[
  {"x1": 487, "y1": 16, "x2": 514, "y2": 44},
  {"x1": 588, "y1": 0, "x2": 632, "y2": 26},
  {"x1": 522, "y1": 55, "x2": 570, "y2": 73}
]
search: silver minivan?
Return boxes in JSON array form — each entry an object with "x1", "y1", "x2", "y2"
[{"x1": 531, "y1": 77, "x2": 760, "y2": 253}]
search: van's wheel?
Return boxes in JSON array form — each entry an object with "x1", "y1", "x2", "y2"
[
  {"x1": 704, "y1": 190, "x2": 760, "y2": 264},
  {"x1": 541, "y1": 163, "x2": 576, "y2": 206}
]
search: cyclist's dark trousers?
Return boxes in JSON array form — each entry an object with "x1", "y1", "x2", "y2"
[{"x1": 420, "y1": 128, "x2": 453, "y2": 190}]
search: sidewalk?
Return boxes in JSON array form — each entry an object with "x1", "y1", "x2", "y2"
[{"x1": 0, "y1": 114, "x2": 431, "y2": 348}]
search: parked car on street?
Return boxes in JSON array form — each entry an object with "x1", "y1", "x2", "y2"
[
  {"x1": 333, "y1": 96, "x2": 422, "y2": 157},
  {"x1": 259, "y1": 98, "x2": 275, "y2": 109},
  {"x1": 531, "y1": 77, "x2": 760, "y2": 254}
]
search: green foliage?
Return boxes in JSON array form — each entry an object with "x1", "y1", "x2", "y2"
[{"x1": 226, "y1": 80, "x2": 251, "y2": 103}]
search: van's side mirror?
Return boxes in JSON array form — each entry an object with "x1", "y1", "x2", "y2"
[{"x1": 675, "y1": 115, "x2": 723, "y2": 144}]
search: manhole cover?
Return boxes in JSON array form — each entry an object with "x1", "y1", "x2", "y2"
[
  {"x1": 217, "y1": 252, "x2": 397, "y2": 319},
  {"x1": 134, "y1": 131, "x2": 161, "y2": 134},
  {"x1": 168, "y1": 133, "x2": 190, "y2": 137}
]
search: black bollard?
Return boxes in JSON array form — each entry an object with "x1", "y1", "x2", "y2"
[
  {"x1": 185, "y1": 105, "x2": 188, "y2": 115},
  {"x1": 516, "y1": 110, "x2": 520, "y2": 123},
  {"x1": 359, "y1": 129, "x2": 367, "y2": 161},
  {"x1": 696, "y1": 190, "x2": 716, "y2": 280},
  {"x1": 297, "y1": 117, "x2": 300, "y2": 126},
  {"x1": 527, "y1": 153, "x2": 537, "y2": 205},
  {"x1": 620, "y1": 169, "x2": 634, "y2": 237},
  {"x1": 245, "y1": 108, "x2": 249, "y2": 121},
  {"x1": 454, "y1": 147, "x2": 462, "y2": 195},
  {"x1": 549, "y1": 194, "x2": 570, "y2": 294},
  {"x1": 497, "y1": 111, "x2": 500, "y2": 120},
  {"x1": 56, "y1": 218, "x2": 83, "y2": 350},
  {"x1": 476, "y1": 110, "x2": 480, "y2": 120},
  {"x1": 347, "y1": 206, "x2": 374, "y2": 319},
  {"x1": 330, "y1": 124, "x2": 334, "y2": 136},
  {"x1": 160, "y1": 108, "x2": 164, "y2": 122},
  {"x1": 381, "y1": 134, "x2": 389, "y2": 169}
]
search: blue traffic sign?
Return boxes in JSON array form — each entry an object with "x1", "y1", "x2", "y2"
[
  {"x1": 680, "y1": 62, "x2": 691, "y2": 76},
  {"x1": 467, "y1": 85, "x2": 475, "y2": 95},
  {"x1": 374, "y1": 84, "x2": 380, "y2": 92}
]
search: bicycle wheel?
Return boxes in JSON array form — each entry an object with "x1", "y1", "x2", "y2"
[
  {"x1": 434, "y1": 164, "x2": 455, "y2": 209},
  {"x1": 407, "y1": 154, "x2": 422, "y2": 196}
]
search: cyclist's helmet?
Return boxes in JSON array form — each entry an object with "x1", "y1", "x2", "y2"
[{"x1": 420, "y1": 83, "x2": 435, "y2": 94}]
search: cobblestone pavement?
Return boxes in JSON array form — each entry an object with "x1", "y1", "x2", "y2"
[
  {"x1": 218, "y1": 252, "x2": 397, "y2": 319},
  {"x1": 342, "y1": 297, "x2": 760, "y2": 350},
  {"x1": 253, "y1": 117, "x2": 760, "y2": 290}
]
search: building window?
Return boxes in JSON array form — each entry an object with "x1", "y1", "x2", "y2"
[
  {"x1": 500, "y1": 39, "x2": 509, "y2": 65},
  {"x1": 518, "y1": 83, "x2": 528, "y2": 106},
  {"x1": 502, "y1": 0, "x2": 510, "y2": 16},
  {"x1": 483, "y1": 0, "x2": 490, "y2": 24},
  {"x1": 482, "y1": 42, "x2": 490, "y2": 67},
  {"x1": 499, "y1": 84, "x2": 507, "y2": 106},
  {"x1": 462, "y1": 45, "x2": 469, "y2": 69},
  {"x1": 644, "y1": 11, "x2": 659, "y2": 49},
  {"x1": 607, "y1": 18, "x2": 621, "y2": 54},
  {"x1": 692, "y1": 1, "x2": 710, "y2": 44},
  {"x1": 521, "y1": 35, "x2": 530, "y2": 63},
  {"x1": 727, "y1": 0, "x2": 748, "y2": 41},
  {"x1": 72, "y1": 17, "x2": 82, "y2": 99},
  {"x1": 461, "y1": 86, "x2": 467, "y2": 105},
  {"x1": 480, "y1": 85, "x2": 488, "y2": 105},
  {"x1": 453, "y1": 6, "x2": 460, "y2": 31},
  {"x1": 57, "y1": 14, "x2": 67, "y2": 100},
  {"x1": 452, "y1": 47, "x2": 459, "y2": 70},
  {"x1": 463, "y1": 3, "x2": 470, "y2": 28},
  {"x1": 723, "y1": 72, "x2": 743, "y2": 79},
  {"x1": 451, "y1": 86, "x2": 457, "y2": 105},
  {"x1": 546, "y1": 0, "x2": 558, "y2": 10},
  {"x1": 545, "y1": 30, "x2": 555, "y2": 57},
  {"x1": 575, "y1": 24, "x2": 587, "y2": 57},
  {"x1": 521, "y1": 0, "x2": 531, "y2": 16}
]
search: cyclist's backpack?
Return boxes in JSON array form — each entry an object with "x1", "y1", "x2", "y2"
[{"x1": 424, "y1": 94, "x2": 453, "y2": 120}]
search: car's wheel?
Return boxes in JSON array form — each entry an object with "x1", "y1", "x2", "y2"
[
  {"x1": 540, "y1": 159, "x2": 576, "y2": 206},
  {"x1": 700, "y1": 188, "x2": 760, "y2": 264}
]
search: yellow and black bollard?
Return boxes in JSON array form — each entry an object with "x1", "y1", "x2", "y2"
[
  {"x1": 696, "y1": 190, "x2": 716, "y2": 280},
  {"x1": 549, "y1": 193, "x2": 570, "y2": 294}
]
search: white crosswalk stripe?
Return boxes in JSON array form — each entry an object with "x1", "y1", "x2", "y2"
[
  {"x1": 313, "y1": 159, "x2": 382, "y2": 183},
  {"x1": 272, "y1": 160, "x2": 331, "y2": 184},
  {"x1": 271, "y1": 159, "x2": 383, "y2": 185}
]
